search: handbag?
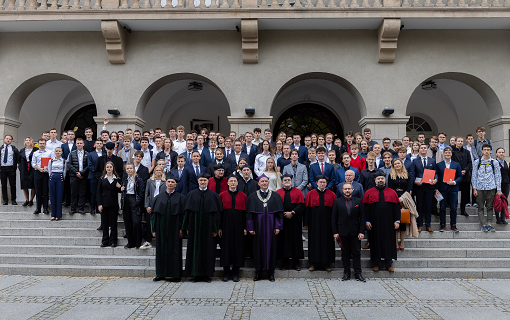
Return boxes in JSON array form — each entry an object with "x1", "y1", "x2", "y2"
[{"x1": 400, "y1": 209, "x2": 410, "y2": 224}]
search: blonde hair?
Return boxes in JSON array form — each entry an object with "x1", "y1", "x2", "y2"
[
  {"x1": 390, "y1": 158, "x2": 408, "y2": 180},
  {"x1": 151, "y1": 165, "x2": 166, "y2": 181},
  {"x1": 125, "y1": 163, "x2": 137, "y2": 184}
]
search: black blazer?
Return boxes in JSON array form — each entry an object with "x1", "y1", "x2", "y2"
[
  {"x1": 94, "y1": 155, "x2": 124, "y2": 180},
  {"x1": 207, "y1": 161, "x2": 232, "y2": 177},
  {"x1": 331, "y1": 196, "x2": 365, "y2": 237},
  {"x1": 121, "y1": 175, "x2": 145, "y2": 208},
  {"x1": 18, "y1": 147, "x2": 38, "y2": 182},
  {"x1": 497, "y1": 160, "x2": 510, "y2": 185},
  {"x1": 96, "y1": 176, "x2": 121, "y2": 208},
  {"x1": 155, "y1": 150, "x2": 178, "y2": 171},
  {"x1": 452, "y1": 147, "x2": 473, "y2": 183}
]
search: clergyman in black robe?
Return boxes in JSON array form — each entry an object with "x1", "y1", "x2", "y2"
[
  {"x1": 151, "y1": 175, "x2": 186, "y2": 282},
  {"x1": 246, "y1": 174, "x2": 284, "y2": 282},
  {"x1": 237, "y1": 165, "x2": 259, "y2": 259},
  {"x1": 304, "y1": 175, "x2": 337, "y2": 271},
  {"x1": 182, "y1": 172, "x2": 222, "y2": 282},
  {"x1": 219, "y1": 175, "x2": 247, "y2": 282},
  {"x1": 276, "y1": 174, "x2": 305, "y2": 271},
  {"x1": 362, "y1": 175, "x2": 400, "y2": 272}
]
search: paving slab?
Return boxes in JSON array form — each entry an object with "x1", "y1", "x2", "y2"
[
  {"x1": 0, "y1": 302, "x2": 49, "y2": 319},
  {"x1": 152, "y1": 306, "x2": 228, "y2": 320},
  {"x1": 250, "y1": 307, "x2": 320, "y2": 320},
  {"x1": 253, "y1": 280, "x2": 312, "y2": 300},
  {"x1": 327, "y1": 280, "x2": 394, "y2": 300},
  {"x1": 90, "y1": 278, "x2": 163, "y2": 298},
  {"x1": 341, "y1": 307, "x2": 416, "y2": 320},
  {"x1": 171, "y1": 280, "x2": 235, "y2": 299},
  {"x1": 55, "y1": 304, "x2": 139, "y2": 320},
  {"x1": 0, "y1": 275, "x2": 27, "y2": 291},
  {"x1": 398, "y1": 280, "x2": 476, "y2": 300},
  {"x1": 468, "y1": 280, "x2": 510, "y2": 299},
  {"x1": 14, "y1": 278, "x2": 95, "y2": 296},
  {"x1": 432, "y1": 307, "x2": 510, "y2": 320}
]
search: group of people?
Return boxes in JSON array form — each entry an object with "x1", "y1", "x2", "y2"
[{"x1": 1, "y1": 120, "x2": 507, "y2": 282}]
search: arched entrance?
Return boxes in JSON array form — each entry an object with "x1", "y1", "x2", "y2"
[
  {"x1": 138, "y1": 73, "x2": 231, "y2": 134},
  {"x1": 274, "y1": 103, "x2": 344, "y2": 139},
  {"x1": 406, "y1": 116, "x2": 435, "y2": 141},
  {"x1": 64, "y1": 104, "x2": 98, "y2": 140}
]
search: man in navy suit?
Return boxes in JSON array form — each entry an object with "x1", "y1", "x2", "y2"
[
  {"x1": 241, "y1": 132, "x2": 258, "y2": 166},
  {"x1": 435, "y1": 147, "x2": 463, "y2": 232},
  {"x1": 227, "y1": 140, "x2": 249, "y2": 171},
  {"x1": 223, "y1": 137, "x2": 235, "y2": 159},
  {"x1": 170, "y1": 155, "x2": 187, "y2": 193},
  {"x1": 291, "y1": 134, "x2": 308, "y2": 164},
  {"x1": 336, "y1": 153, "x2": 360, "y2": 184},
  {"x1": 61, "y1": 130, "x2": 77, "y2": 207},
  {"x1": 309, "y1": 147, "x2": 336, "y2": 190},
  {"x1": 87, "y1": 139, "x2": 105, "y2": 216},
  {"x1": 183, "y1": 151, "x2": 206, "y2": 195},
  {"x1": 201, "y1": 137, "x2": 219, "y2": 168},
  {"x1": 412, "y1": 143, "x2": 438, "y2": 232},
  {"x1": 181, "y1": 139, "x2": 195, "y2": 166},
  {"x1": 396, "y1": 147, "x2": 415, "y2": 181}
]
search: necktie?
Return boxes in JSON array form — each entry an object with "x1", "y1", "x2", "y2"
[
  {"x1": 195, "y1": 165, "x2": 199, "y2": 176},
  {"x1": 423, "y1": 158, "x2": 426, "y2": 168},
  {"x1": 226, "y1": 149, "x2": 230, "y2": 157},
  {"x1": 293, "y1": 165, "x2": 297, "y2": 176},
  {"x1": 211, "y1": 151, "x2": 215, "y2": 162},
  {"x1": 187, "y1": 152, "x2": 191, "y2": 162},
  {"x1": 179, "y1": 169, "x2": 182, "y2": 178},
  {"x1": 3, "y1": 145, "x2": 7, "y2": 164},
  {"x1": 321, "y1": 162, "x2": 324, "y2": 174}
]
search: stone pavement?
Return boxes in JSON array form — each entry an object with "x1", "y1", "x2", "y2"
[{"x1": 0, "y1": 275, "x2": 510, "y2": 319}]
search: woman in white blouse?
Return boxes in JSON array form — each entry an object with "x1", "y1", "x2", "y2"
[
  {"x1": 48, "y1": 147, "x2": 66, "y2": 221},
  {"x1": 262, "y1": 157, "x2": 282, "y2": 191},
  {"x1": 254, "y1": 140, "x2": 274, "y2": 177},
  {"x1": 145, "y1": 165, "x2": 167, "y2": 219}
]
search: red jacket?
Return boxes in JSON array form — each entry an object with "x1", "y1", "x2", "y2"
[
  {"x1": 493, "y1": 194, "x2": 509, "y2": 219},
  {"x1": 350, "y1": 155, "x2": 366, "y2": 173}
]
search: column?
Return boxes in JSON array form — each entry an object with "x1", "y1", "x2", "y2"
[
  {"x1": 0, "y1": 117, "x2": 22, "y2": 146},
  {"x1": 487, "y1": 116, "x2": 510, "y2": 161}
]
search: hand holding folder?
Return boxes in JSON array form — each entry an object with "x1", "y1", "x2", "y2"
[
  {"x1": 443, "y1": 168, "x2": 456, "y2": 183},
  {"x1": 422, "y1": 169, "x2": 435, "y2": 184},
  {"x1": 41, "y1": 158, "x2": 50, "y2": 170}
]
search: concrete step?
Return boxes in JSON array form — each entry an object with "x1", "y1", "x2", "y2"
[
  {"x1": 0, "y1": 254, "x2": 155, "y2": 267},
  {"x1": 401, "y1": 238, "x2": 510, "y2": 248},
  {"x1": 0, "y1": 220, "x2": 122, "y2": 229},
  {"x1": 0, "y1": 244, "x2": 155, "y2": 256},
  {"x1": 0, "y1": 264, "x2": 151, "y2": 277},
  {"x1": 406, "y1": 230, "x2": 510, "y2": 239}
]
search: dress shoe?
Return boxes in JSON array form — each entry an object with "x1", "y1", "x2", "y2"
[
  {"x1": 269, "y1": 275, "x2": 275, "y2": 282},
  {"x1": 33, "y1": 209, "x2": 40, "y2": 214},
  {"x1": 386, "y1": 265, "x2": 395, "y2": 272},
  {"x1": 111, "y1": 243, "x2": 117, "y2": 248},
  {"x1": 362, "y1": 243, "x2": 370, "y2": 249},
  {"x1": 341, "y1": 273, "x2": 350, "y2": 281},
  {"x1": 281, "y1": 265, "x2": 288, "y2": 271},
  {"x1": 324, "y1": 267, "x2": 332, "y2": 272},
  {"x1": 2, "y1": 201, "x2": 7, "y2": 205},
  {"x1": 79, "y1": 208, "x2": 85, "y2": 214},
  {"x1": 295, "y1": 265, "x2": 301, "y2": 271},
  {"x1": 232, "y1": 274, "x2": 240, "y2": 282},
  {"x1": 100, "y1": 243, "x2": 107, "y2": 247},
  {"x1": 192, "y1": 277, "x2": 200, "y2": 282},
  {"x1": 28, "y1": 201, "x2": 34, "y2": 206},
  {"x1": 372, "y1": 265, "x2": 380, "y2": 272},
  {"x1": 426, "y1": 227, "x2": 433, "y2": 232},
  {"x1": 43, "y1": 208, "x2": 49, "y2": 214},
  {"x1": 222, "y1": 273, "x2": 230, "y2": 282},
  {"x1": 22, "y1": 201, "x2": 29, "y2": 207},
  {"x1": 253, "y1": 274, "x2": 262, "y2": 281},
  {"x1": 418, "y1": 227, "x2": 422, "y2": 232},
  {"x1": 124, "y1": 244, "x2": 134, "y2": 249},
  {"x1": 308, "y1": 266, "x2": 315, "y2": 271},
  {"x1": 63, "y1": 203, "x2": 70, "y2": 208},
  {"x1": 90, "y1": 209, "x2": 96, "y2": 215},
  {"x1": 97, "y1": 226, "x2": 103, "y2": 231},
  {"x1": 153, "y1": 277, "x2": 165, "y2": 282},
  {"x1": 204, "y1": 277, "x2": 212, "y2": 283},
  {"x1": 11, "y1": 201, "x2": 17, "y2": 205},
  {"x1": 170, "y1": 277, "x2": 181, "y2": 282},
  {"x1": 461, "y1": 211, "x2": 469, "y2": 217},
  {"x1": 355, "y1": 274, "x2": 366, "y2": 282}
]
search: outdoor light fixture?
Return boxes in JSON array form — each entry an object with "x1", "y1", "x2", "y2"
[
  {"x1": 382, "y1": 108, "x2": 394, "y2": 116},
  {"x1": 421, "y1": 81, "x2": 437, "y2": 91},
  {"x1": 245, "y1": 108, "x2": 255, "y2": 116},
  {"x1": 188, "y1": 81, "x2": 203, "y2": 91},
  {"x1": 108, "y1": 109, "x2": 120, "y2": 116}
]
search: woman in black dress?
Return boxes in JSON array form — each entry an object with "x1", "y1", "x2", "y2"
[
  {"x1": 495, "y1": 148, "x2": 509, "y2": 224},
  {"x1": 97, "y1": 161, "x2": 122, "y2": 247},
  {"x1": 387, "y1": 158, "x2": 413, "y2": 250},
  {"x1": 18, "y1": 137, "x2": 38, "y2": 207}
]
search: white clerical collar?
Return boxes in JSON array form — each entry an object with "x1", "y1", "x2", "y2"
[{"x1": 199, "y1": 187, "x2": 207, "y2": 191}]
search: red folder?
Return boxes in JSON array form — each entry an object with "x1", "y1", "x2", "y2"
[
  {"x1": 443, "y1": 168, "x2": 456, "y2": 183},
  {"x1": 41, "y1": 158, "x2": 50, "y2": 169},
  {"x1": 422, "y1": 169, "x2": 435, "y2": 184}
]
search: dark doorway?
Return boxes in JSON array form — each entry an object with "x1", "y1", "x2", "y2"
[
  {"x1": 64, "y1": 104, "x2": 98, "y2": 140},
  {"x1": 274, "y1": 103, "x2": 344, "y2": 140}
]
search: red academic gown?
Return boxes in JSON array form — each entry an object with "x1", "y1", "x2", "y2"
[
  {"x1": 219, "y1": 190, "x2": 247, "y2": 267},
  {"x1": 208, "y1": 177, "x2": 228, "y2": 194}
]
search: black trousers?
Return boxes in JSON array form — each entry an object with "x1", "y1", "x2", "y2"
[
  {"x1": 123, "y1": 195, "x2": 142, "y2": 247},
  {"x1": 0, "y1": 166, "x2": 16, "y2": 202},
  {"x1": 34, "y1": 171, "x2": 49, "y2": 210},
  {"x1": 63, "y1": 174, "x2": 71, "y2": 205},
  {"x1": 415, "y1": 186, "x2": 433, "y2": 227},
  {"x1": 70, "y1": 176, "x2": 87, "y2": 209},
  {"x1": 101, "y1": 206, "x2": 119, "y2": 245},
  {"x1": 340, "y1": 235, "x2": 362, "y2": 275},
  {"x1": 459, "y1": 181, "x2": 471, "y2": 213},
  {"x1": 141, "y1": 204, "x2": 153, "y2": 242}
]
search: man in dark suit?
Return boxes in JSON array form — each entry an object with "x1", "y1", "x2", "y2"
[
  {"x1": 291, "y1": 134, "x2": 308, "y2": 164},
  {"x1": 181, "y1": 139, "x2": 195, "y2": 166},
  {"x1": 435, "y1": 147, "x2": 463, "y2": 232},
  {"x1": 223, "y1": 137, "x2": 235, "y2": 159},
  {"x1": 201, "y1": 137, "x2": 219, "y2": 168},
  {"x1": 88, "y1": 139, "x2": 105, "y2": 216},
  {"x1": 170, "y1": 155, "x2": 187, "y2": 193},
  {"x1": 131, "y1": 150, "x2": 150, "y2": 182},
  {"x1": 0, "y1": 135, "x2": 20, "y2": 205},
  {"x1": 237, "y1": 165, "x2": 259, "y2": 196},
  {"x1": 452, "y1": 137, "x2": 472, "y2": 216},
  {"x1": 94, "y1": 142, "x2": 124, "y2": 181},
  {"x1": 309, "y1": 147, "x2": 336, "y2": 190},
  {"x1": 325, "y1": 133, "x2": 341, "y2": 160},
  {"x1": 183, "y1": 151, "x2": 206, "y2": 195},
  {"x1": 227, "y1": 140, "x2": 249, "y2": 170},
  {"x1": 61, "y1": 130, "x2": 76, "y2": 207},
  {"x1": 67, "y1": 138, "x2": 88, "y2": 214},
  {"x1": 241, "y1": 132, "x2": 258, "y2": 166},
  {"x1": 207, "y1": 148, "x2": 232, "y2": 177},
  {"x1": 332, "y1": 182, "x2": 365, "y2": 282},
  {"x1": 412, "y1": 143, "x2": 438, "y2": 232}
]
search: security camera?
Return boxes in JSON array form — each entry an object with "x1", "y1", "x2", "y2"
[
  {"x1": 108, "y1": 109, "x2": 120, "y2": 116},
  {"x1": 245, "y1": 108, "x2": 255, "y2": 116},
  {"x1": 382, "y1": 108, "x2": 394, "y2": 116}
]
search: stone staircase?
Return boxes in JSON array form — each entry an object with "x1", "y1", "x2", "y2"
[{"x1": 0, "y1": 205, "x2": 508, "y2": 278}]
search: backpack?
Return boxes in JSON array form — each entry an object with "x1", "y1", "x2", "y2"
[{"x1": 477, "y1": 159, "x2": 495, "y2": 175}]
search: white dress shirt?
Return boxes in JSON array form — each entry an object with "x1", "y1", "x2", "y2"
[
  {"x1": 45, "y1": 139, "x2": 62, "y2": 153},
  {"x1": 1, "y1": 145, "x2": 14, "y2": 166}
]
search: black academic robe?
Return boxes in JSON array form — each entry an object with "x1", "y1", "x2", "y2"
[
  {"x1": 237, "y1": 178, "x2": 259, "y2": 196},
  {"x1": 182, "y1": 188, "x2": 222, "y2": 277},
  {"x1": 362, "y1": 186, "x2": 400, "y2": 262},
  {"x1": 152, "y1": 191, "x2": 186, "y2": 278},
  {"x1": 246, "y1": 190, "x2": 284, "y2": 272},
  {"x1": 219, "y1": 190, "x2": 247, "y2": 267},
  {"x1": 276, "y1": 187, "x2": 305, "y2": 261},
  {"x1": 304, "y1": 188, "x2": 337, "y2": 266}
]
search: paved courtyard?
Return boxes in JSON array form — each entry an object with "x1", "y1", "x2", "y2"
[{"x1": 0, "y1": 275, "x2": 509, "y2": 319}]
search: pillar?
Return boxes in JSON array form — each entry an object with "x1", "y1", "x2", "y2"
[
  {"x1": 487, "y1": 116, "x2": 510, "y2": 159},
  {"x1": 0, "y1": 116, "x2": 22, "y2": 146},
  {"x1": 93, "y1": 116, "x2": 146, "y2": 134},
  {"x1": 227, "y1": 116, "x2": 273, "y2": 136}
]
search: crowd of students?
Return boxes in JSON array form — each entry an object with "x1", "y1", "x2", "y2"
[{"x1": 1, "y1": 121, "x2": 507, "y2": 282}]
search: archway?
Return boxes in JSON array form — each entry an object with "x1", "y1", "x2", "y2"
[
  {"x1": 138, "y1": 73, "x2": 231, "y2": 133},
  {"x1": 64, "y1": 104, "x2": 98, "y2": 140},
  {"x1": 270, "y1": 72, "x2": 365, "y2": 140},
  {"x1": 406, "y1": 72, "x2": 503, "y2": 145}
]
